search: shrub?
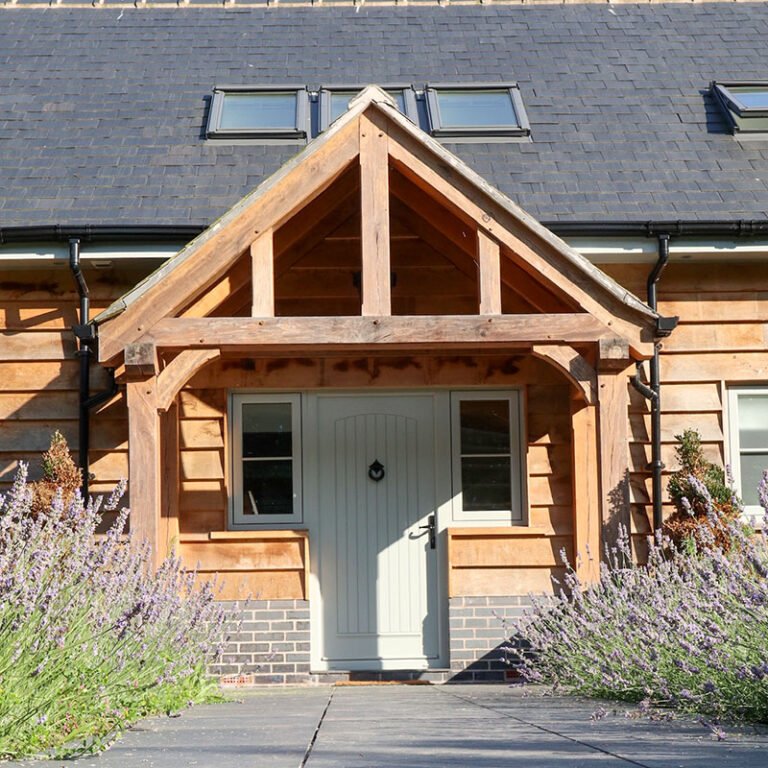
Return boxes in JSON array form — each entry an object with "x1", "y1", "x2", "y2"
[
  {"x1": 508, "y1": 472, "x2": 768, "y2": 723},
  {"x1": 664, "y1": 429, "x2": 741, "y2": 551},
  {"x1": 0, "y1": 453, "x2": 229, "y2": 759}
]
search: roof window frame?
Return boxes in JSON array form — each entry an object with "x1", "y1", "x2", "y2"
[
  {"x1": 425, "y1": 82, "x2": 531, "y2": 140},
  {"x1": 711, "y1": 80, "x2": 768, "y2": 135},
  {"x1": 317, "y1": 84, "x2": 418, "y2": 132},
  {"x1": 207, "y1": 85, "x2": 310, "y2": 142}
]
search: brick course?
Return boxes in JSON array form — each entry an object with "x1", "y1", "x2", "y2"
[
  {"x1": 210, "y1": 599, "x2": 311, "y2": 685},
  {"x1": 448, "y1": 596, "x2": 533, "y2": 682}
]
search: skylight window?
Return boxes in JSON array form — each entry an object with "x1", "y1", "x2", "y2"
[
  {"x1": 712, "y1": 81, "x2": 768, "y2": 135},
  {"x1": 425, "y1": 84, "x2": 530, "y2": 139},
  {"x1": 318, "y1": 86, "x2": 417, "y2": 132},
  {"x1": 207, "y1": 87, "x2": 309, "y2": 140}
]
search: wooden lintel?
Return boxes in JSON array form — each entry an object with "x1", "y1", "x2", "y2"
[
  {"x1": 156, "y1": 348, "x2": 221, "y2": 412},
  {"x1": 359, "y1": 113, "x2": 391, "y2": 316},
  {"x1": 127, "y1": 378, "x2": 161, "y2": 567},
  {"x1": 477, "y1": 231, "x2": 502, "y2": 315},
  {"x1": 251, "y1": 230, "x2": 275, "y2": 317},
  {"x1": 532, "y1": 344, "x2": 597, "y2": 404},
  {"x1": 124, "y1": 341, "x2": 158, "y2": 378},
  {"x1": 144, "y1": 314, "x2": 613, "y2": 350}
]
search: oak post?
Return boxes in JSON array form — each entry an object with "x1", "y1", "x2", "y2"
[
  {"x1": 160, "y1": 400, "x2": 180, "y2": 560},
  {"x1": 571, "y1": 399, "x2": 601, "y2": 582},
  {"x1": 477, "y1": 230, "x2": 502, "y2": 315},
  {"x1": 597, "y1": 344, "x2": 633, "y2": 561},
  {"x1": 359, "y1": 113, "x2": 391, "y2": 316},
  {"x1": 127, "y1": 376, "x2": 161, "y2": 569},
  {"x1": 251, "y1": 230, "x2": 275, "y2": 317}
]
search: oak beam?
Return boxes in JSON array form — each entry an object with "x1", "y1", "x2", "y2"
[
  {"x1": 127, "y1": 378, "x2": 161, "y2": 567},
  {"x1": 359, "y1": 114, "x2": 391, "y2": 316},
  {"x1": 124, "y1": 342, "x2": 158, "y2": 378},
  {"x1": 477, "y1": 231, "x2": 502, "y2": 315},
  {"x1": 571, "y1": 400, "x2": 601, "y2": 582},
  {"x1": 156, "y1": 349, "x2": 222, "y2": 412},
  {"x1": 144, "y1": 314, "x2": 614, "y2": 350},
  {"x1": 251, "y1": 230, "x2": 275, "y2": 317}
]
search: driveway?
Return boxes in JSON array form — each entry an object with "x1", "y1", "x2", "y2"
[{"x1": 7, "y1": 685, "x2": 768, "y2": 767}]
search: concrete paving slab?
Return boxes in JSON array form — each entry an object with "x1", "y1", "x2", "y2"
[{"x1": 5, "y1": 684, "x2": 768, "y2": 768}]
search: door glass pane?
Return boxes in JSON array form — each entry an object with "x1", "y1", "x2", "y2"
[
  {"x1": 460, "y1": 400, "x2": 510, "y2": 454},
  {"x1": 242, "y1": 402, "x2": 292, "y2": 458},
  {"x1": 738, "y1": 395, "x2": 768, "y2": 449},
  {"x1": 437, "y1": 90, "x2": 516, "y2": 128},
  {"x1": 461, "y1": 457, "x2": 511, "y2": 511},
  {"x1": 740, "y1": 453, "x2": 768, "y2": 507},
  {"x1": 220, "y1": 92, "x2": 296, "y2": 130},
  {"x1": 243, "y1": 459, "x2": 293, "y2": 516}
]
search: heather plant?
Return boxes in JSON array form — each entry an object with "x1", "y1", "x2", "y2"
[
  {"x1": 509, "y1": 472, "x2": 768, "y2": 724},
  {"x1": 0, "y1": 462, "x2": 229, "y2": 759}
]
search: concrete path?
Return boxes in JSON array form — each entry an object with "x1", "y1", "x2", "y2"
[{"x1": 7, "y1": 685, "x2": 768, "y2": 767}]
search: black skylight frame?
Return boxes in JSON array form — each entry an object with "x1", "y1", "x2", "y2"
[
  {"x1": 318, "y1": 84, "x2": 419, "y2": 132},
  {"x1": 711, "y1": 81, "x2": 768, "y2": 135},
  {"x1": 207, "y1": 85, "x2": 310, "y2": 140},
  {"x1": 425, "y1": 83, "x2": 531, "y2": 139}
]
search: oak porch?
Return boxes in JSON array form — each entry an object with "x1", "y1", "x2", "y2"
[{"x1": 95, "y1": 87, "x2": 659, "y2": 590}]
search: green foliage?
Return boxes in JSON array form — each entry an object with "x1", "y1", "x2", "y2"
[{"x1": 664, "y1": 428, "x2": 740, "y2": 551}]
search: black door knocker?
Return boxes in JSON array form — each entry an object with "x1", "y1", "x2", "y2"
[{"x1": 368, "y1": 459, "x2": 385, "y2": 482}]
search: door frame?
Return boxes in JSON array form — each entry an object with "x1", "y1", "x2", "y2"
[{"x1": 304, "y1": 390, "x2": 452, "y2": 672}]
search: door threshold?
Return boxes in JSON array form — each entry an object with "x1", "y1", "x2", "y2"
[{"x1": 311, "y1": 669, "x2": 452, "y2": 684}]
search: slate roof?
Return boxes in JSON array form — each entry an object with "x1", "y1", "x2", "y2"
[{"x1": 1, "y1": 2, "x2": 768, "y2": 228}]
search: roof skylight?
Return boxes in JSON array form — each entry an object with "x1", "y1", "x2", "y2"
[{"x1": 712, "y1": 81, "x2": 768, "y2": 135}]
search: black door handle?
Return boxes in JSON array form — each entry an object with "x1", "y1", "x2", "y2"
[{"x1": 418, "y1": 514, "x2": 436, "y2": 550}]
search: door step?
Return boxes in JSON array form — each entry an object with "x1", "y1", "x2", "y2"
[{"x1": 312, "y1": 669, "x2": 452, "y2": 685}]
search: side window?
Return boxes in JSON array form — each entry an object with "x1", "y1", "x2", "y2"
[
  {"x1": 231, "y1": 393, "x2": 302, "y2": 527},
  {"x1": 728, "y1": 387, "x2": 768, "y2": 523},
  {"x1": 450, "y1": 391, "x2": 525, "y2": 524}
]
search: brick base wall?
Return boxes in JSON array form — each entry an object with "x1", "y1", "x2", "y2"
[
  {"x1": 448, "y1": 596, "x2": 532, "y2": 682},
  {"x1": 210, "y1": 599, "x2": 311, "y2": 684}
]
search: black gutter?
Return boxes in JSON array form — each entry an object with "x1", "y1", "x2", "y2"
[
  {"x1": 0, "y1": 225, "x2": 202, "y2": 244},
  {"x1": 3, "y1": 220, "x2": 768, "y2": 244},
  {"x1": 544, "y1": 220, "x2": 768, "y2": 238},
  {"x1": 69, "y1": 238, "x2": 118, "y2": 498}
]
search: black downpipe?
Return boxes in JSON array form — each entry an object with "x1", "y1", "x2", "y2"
[
  {"x1": 631, "y1": 234, "x2": 671, "y2": 530},
  {"x1": 69, "y1": 239, "x2": 118, "y2": 498}
]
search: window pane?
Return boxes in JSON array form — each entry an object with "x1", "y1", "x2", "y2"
[
  {"x1": 330, "y1": 90, "x2": 405, "y2": 123},
  {"x1": 738, "y1": 395, "x2": 768, "y2": 449},
  {"x1": 437, "y1": 90, "x2": 516, "y2": 128},
  {"x1": 243, "y1": 459, "x2": 293, "y2": 516},
  {"x1": 740, "y1": 453, "x2": 768, "y2": 507},
  {"x1": 243, "y1": 402, "x2": 292, "y2": 458},
  {"x1": 220, "y1": 93, "x2": 296, "y2": 130},
  {"x1": 461, "y1": 456, "x2": 511, "y2": 511},
  {"x1": 460, "y1": 400, "x2": 510, "y2": 454},
  {"x1": 735, "y1": 89, "x2": 768, "y2": 109}
]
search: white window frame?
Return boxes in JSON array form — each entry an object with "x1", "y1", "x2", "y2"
[
  {"x1": 727, "y1": 385, "x2": 768, "y2": 524},
  {"x1": 230, "y1": 393, "x2": 303, "y2": 527},
  {"x1": 449, "y1": 390, "x2": 526, "y2": 524}
]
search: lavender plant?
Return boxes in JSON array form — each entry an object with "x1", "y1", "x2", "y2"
[
  {"x1": 509, "y1": 470, "x2": 768, "y2": 724},
  {"x1": 0, "y1": 463, "x2": 228, "y2": 759}
]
